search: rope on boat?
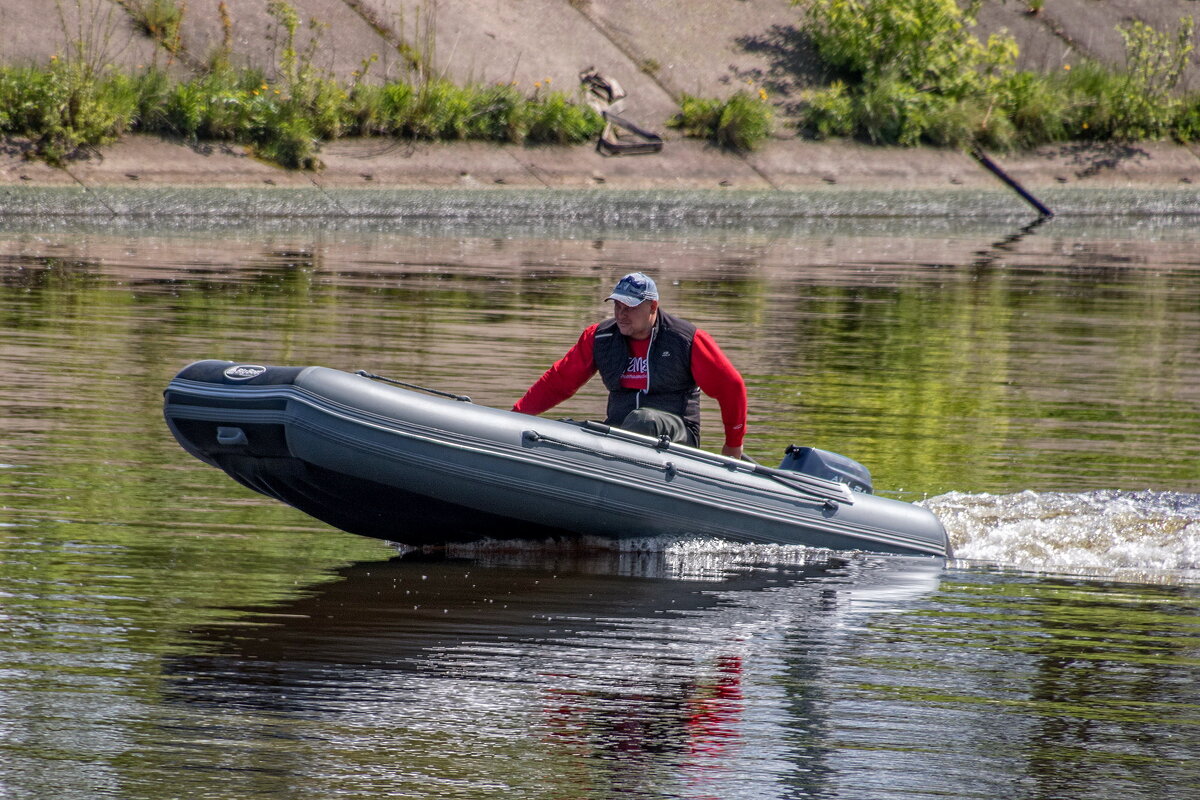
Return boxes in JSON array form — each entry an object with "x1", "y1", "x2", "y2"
[
  {"x1": 524, "y1": 429, "x2": 842, "y2": 507},
  {"x1": 355, "y1": 371, "x2": 472, "y2": 403},
  {"x1": 523, "y1": 430, "x2": 673, "y2": 474}
]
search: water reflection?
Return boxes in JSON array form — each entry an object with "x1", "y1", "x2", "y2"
[
  {"x1": 2, "y1": 204, "x2": 1200, "y2": 800},
  {"x1": 146, "y1": 544, "x2": 1200, "y2": 800},
  {"x1": 3, "y1": 214, "x2": 1198, "y2": 499},
  {"x1": 969, "y1": 215, "x2": 1051, "y2": 269},
  {"x1": 161, "y1": 547, "x2": 941, "y2": 799},
  {"x1": 171, "y1": 545, "x2": 868, "y2": 674}
]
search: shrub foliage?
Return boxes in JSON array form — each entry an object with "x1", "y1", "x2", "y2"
[
  {"x1": 0, "y1": 1, "x2": 603, "y2": 167},
  {"x1": 4, "y1": 0, "x2": 1199, "y2": 166},
  {"x1": 670, "y1": 91, "x2": 774, "y2": 151},
  {"x1": 798, "y1": 0, "x2": 1200, "y2": 149}
]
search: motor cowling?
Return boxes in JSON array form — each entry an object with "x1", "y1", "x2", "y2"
[{"x1": 778, "y1": 445, "x2": 873, "y2": 494}]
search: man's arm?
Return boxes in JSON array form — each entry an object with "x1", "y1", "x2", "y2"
[
  {"x1": 512, "y1": 324, "x2": 600, "y2": 416},
  {"x1": 690, "y1": 330, "x2": 748, "y2": 459}
]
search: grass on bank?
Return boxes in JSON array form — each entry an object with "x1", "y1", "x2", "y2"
[
  {"x1": 0, "y1": 61, "x2": 606, "y2": 168},
  {"x1": 798, "y1": 0, "x2": 1200, "y2": 148},
  {"x1": 669, "y1": 91, "x2": 774, "y2": 152},
  {"x1": 3, "y1": 0, "x2": 1198, "y2": 167},
  {"x1": 0, "y1": 0, "x2": 775, "y2": 165},
  {"x1": 1, "y1": 0, "x2": 607, "y2": 167}
]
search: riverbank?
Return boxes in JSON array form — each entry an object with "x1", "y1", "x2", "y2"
[
  {"x1": 4, "y1": 133, "x2": 1200, "y2": 192},
  {"x1": 5, "y1": 2, "x2": 1200, "y2": 210}
]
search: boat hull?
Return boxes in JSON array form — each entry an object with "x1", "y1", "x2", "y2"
[{"x1": 163, "y1": 361, "x2": 951, "y2": 557}]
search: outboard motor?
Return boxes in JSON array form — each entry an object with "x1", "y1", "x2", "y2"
[{"x1": 779, "y1": 445, "x2": 873, "y2": 494}]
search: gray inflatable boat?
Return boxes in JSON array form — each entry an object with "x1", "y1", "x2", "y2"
[{"x1": 163, "y1": 361, "x2": 951, "y2": 557}]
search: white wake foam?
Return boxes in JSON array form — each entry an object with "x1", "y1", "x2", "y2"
[{"x1": 924, "y1": 489, "x2": 1200, "y2": 582}]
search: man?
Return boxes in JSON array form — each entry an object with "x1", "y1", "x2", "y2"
[{"x1": 512, "y1": 272, "x2": 747, "y2": 459}]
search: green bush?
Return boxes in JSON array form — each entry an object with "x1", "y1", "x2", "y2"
[
  {"x1": 346, "y1": 82, "x2": 416, "y2": 136},
  {"x1": 0, "y1": 60, "x2": 142, "y2": 163},
  {"x1": 1173, "y1": 98, "x2": 1200, "y2": 143},
  {"x1": 474, "y1": 84, "x2": 526, "y2": 142},
  {"x1": 804, "y1": 0, "x2": 1016, "y2": 100},
  {"x1": 670, "y1": 95, "x2": 724, "y2": 139},
  {"x1": 803, "y1": 81, "x2": 856, "y2": 139},
  {"x1": 526, "y1": 91, "x2": 603, "y2": 144},
  {"x1": 714, "y1": 91, "x2": 774, "y2": 150},
  {"x1": 798, "y1": 0, "x2": 1200, "y2": 149},
  {"x1": 0, "y1": 0, "x2": 605, "y2": 168},
  {"x1": 0, "y1": 67, "x2": 53, "y2": 135},
  {"x1": 669, "y1": 92, "x2": 773, "y2": 151},
  {"x1": 853, "y1": 77, "x2": 934, "y2": 145},
  {"x1": 799, "y1": 0, "x2": 1016, "y2": 147},
  {"x1": 131, "y1": 0, "x2": 185, "y2": 51},
  {"x1": 1055, "y1": 61, "x2": 1123, "y2": 140},
  {"x1": 0, "y1": 59, "x2": 604, "y2": 167},
  {"x1": 160, "y1": 69, "x2": 272, "y2": 141},
  {"x1": 405, "y1": 80, "x2": 465, "y2": 139},
  {"x1": 1107, "y1": 17, "x2": 1193, "y2": 139},
  {"x1": 996, "y1": 71, "x2": 1070, "y2": 146},
  {"x1": 257, "y1": 111, "x2": 318, "y2": 169}
]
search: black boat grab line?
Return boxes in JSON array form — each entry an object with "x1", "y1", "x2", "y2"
[
  {"x1": 754, "y1": 468, "x2": 847, "y2": 511},
  {"x1": 355, "y1": 370, "x2": 472, "y2": 403},
  {"x1": 524, "y1": 425, "x2": 852, "y2": 507},
  {"x1": 574, "y1": 420, "x2": 852, "y2": 502},
  {"x1": 523, "y1": 429, "x2": 672, "y2": 474}
]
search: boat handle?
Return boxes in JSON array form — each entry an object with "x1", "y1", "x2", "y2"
[
  {"x1": 524, "y1": 429, "x2": 679, "y2": 476},
  {"x1": 217, "y1": 426, "x2": 248, "y2": 446}
]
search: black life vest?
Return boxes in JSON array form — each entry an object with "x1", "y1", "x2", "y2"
[{"x1": 594, "y1": 310, "x2": 701, "y2": 444}]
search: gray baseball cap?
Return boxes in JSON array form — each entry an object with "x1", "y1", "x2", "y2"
[{"x1": 606, "y1": 272, "x2": 659, "y2": 306}]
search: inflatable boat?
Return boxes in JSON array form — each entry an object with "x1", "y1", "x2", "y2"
[{"x1": 163, "y1": 361, "x2": 951, "y2": 557}]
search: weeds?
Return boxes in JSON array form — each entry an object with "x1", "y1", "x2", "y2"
[
  {"x1": 1, "y1": 52, "x2": 582, "y2": 169},
  {"x1": 1, "y1": 0, "x2": 600, "y2": 168},
  {"x1": 797, "y1": 0, "x2": 1200, "y2": 150},
  {"x1": 1105, "y1": 17, "x2": 1194, "y2": 139},
  {"x1": 129, "y1": 0, "x2": 185, "y2": 55},
  {"x1": 5, "y1": 0, "x2": 1196, "y2": 168},
  {"x1": 669, "y1": 91, "x2": 773, "y2": 151},
  {"x1": 0, "y1": 60, "x2": 140, "y2": 164}
]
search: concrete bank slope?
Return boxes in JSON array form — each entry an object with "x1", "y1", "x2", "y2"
[
  {"x1": 3, "y1": 134, "x2": 1199, "y2": 194},
  {"x1": 9, "y1": 1, "x2": 1200, "y2": 130},
  {"x1": 4, "y1": 1, "x2": 1200, "y2": 214}
]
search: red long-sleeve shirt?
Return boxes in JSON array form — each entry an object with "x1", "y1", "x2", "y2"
[{"x1": 513, "y1": 322, "x2": 747, "y2": 448}]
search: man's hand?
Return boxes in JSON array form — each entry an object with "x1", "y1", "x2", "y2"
[{"x1": 721, "y1": 444, "x2": 744, "y2": 460}]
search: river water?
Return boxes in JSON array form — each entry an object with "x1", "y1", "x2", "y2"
[{"x1": 1, "y1": 189, "x2": 1198, "y2": 799}]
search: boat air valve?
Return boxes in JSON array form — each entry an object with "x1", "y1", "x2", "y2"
[{"x1": 654, "y1": 435, "x2": 671, "y2": 451}]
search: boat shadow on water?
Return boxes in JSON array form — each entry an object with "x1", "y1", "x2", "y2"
[
  {"x1": 164, "y1": 544, "x2": 944, "y2": 703},
  {"x1": 158, "y1": 543, "x2": 943, "y2": 794}
]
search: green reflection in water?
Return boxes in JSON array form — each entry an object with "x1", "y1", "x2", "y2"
[
  {"x1": 2, "y1": 207, "x2": 1199, "y2": 800},
  {"x1": 852, "y1": 576, "x2": 1200, "y2": 716},
  {"x1": 774, "y1": 574, "x2": 1200, "y2": 798}
]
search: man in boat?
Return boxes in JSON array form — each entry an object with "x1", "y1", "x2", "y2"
[{"x1": 513, "y1": 272, "x2": 747, "y2": 459}]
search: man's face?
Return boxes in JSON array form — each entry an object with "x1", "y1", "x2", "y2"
[{"x1": 613, "y1": 300, "x2": 658, "y2": 340}]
